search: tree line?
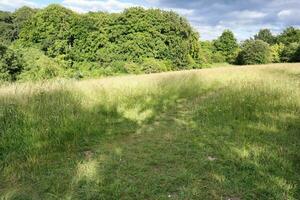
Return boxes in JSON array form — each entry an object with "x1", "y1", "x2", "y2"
[
  {"x1": 1, "y1": 5, "x2": 300, "y2": 81},
  {"x1": 202, "y1": 28, "x2": 300, "y2": 65}
]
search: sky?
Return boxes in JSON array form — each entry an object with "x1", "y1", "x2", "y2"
[{"x1": 1, "y1": 0, "x2": 299, "y2": 41}]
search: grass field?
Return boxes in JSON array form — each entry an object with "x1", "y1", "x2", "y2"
[{"x1": 0, "y1": 63, "x2": 300, "y2": 200}]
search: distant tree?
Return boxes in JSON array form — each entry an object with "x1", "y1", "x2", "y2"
[
  {"x1": 236, "y1": 39, "x2": 272, "y2": 65},
  {"x1": 20, "y1": 4, "x2": 76, "y2": 57},
  {"x1": 0, "y1": 11, "x2": 14, "y2": 44},
  {"x1": 277, "y1": 27, "x2": 300, "y2": 45},
  {"x1": 254, "y1": 29, "x2": 275, "y2": 45},
  {"x1": 294, "y1": 45, "x2": 300, "y2": 62},
  {"x1": 213, "y1": 30, "x2": 239, "y2": 63},
  {"x1": 0, "y1": 43, "x2": 7, "y2": 56},
  {"x1": 199, "y1": 41, "x2": 214, "y2": 64},
  {"x1": 270, "y1": 43, "x2": 285, "y2": 63},
  {"x1": 0, "y1": 43, "x2": 24, "y2": 81},
  {"x1": 19, "y1": 5, "x2": 201, "y2": 68},
  {"x1": 280, "y1": 42, "x2": 300, "y2": 62},
  {"x1": 12, "y1": 6, "x2": 37, "y2": 40}
]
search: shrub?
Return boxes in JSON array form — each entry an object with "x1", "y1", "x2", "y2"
[
  {"x1": 270, "y1": 43, "x2": 285, "y2": 63},
  {"x1": 211, "y1": 51, "x2": 226, "y2": 63},
  {"x1": 19, "y1": 5, "x2": 201, "y2": 68},
  {"x1": 17, "y1": 47, "x2": 62, "y2": 80},
  {"x1": 254, "y1": 29, "x2": 276, "y2": 45},
  {"x1": 294, "y1": 45, "x2": 300, "y2": 62},
  {"x1": 0, "y1": 44, "x2": 24, "y2": 81},
  {"x1": 70, "y1": 61, "x2": 109, "y2": 79},
  {"x1": 277, "y1": 27, "x2": 300, "y2": 45},
  {"x1": 213, "y1": 30, "x2": 239, "y2": 63},
  {"x1": 236, "y1": 39, "x2": 272, "y2": 65},
  {"x1": 280, "y1": 42, "x2": 299, "y2": 62},
  {"x1": 141, "y1": 58, "x2": 168, "y2": 74},
  {"x1": 109, "y1": 61, "x2": 127, "y2": 74},
  {"x1": 124, "y1": 62, "x2": 141, "y2": 74},
  {"x1": 199, "y1": 41, "x2": 213, "y2": 64}
]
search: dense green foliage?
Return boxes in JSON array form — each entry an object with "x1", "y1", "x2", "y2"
[
  {"x1": 237, "y1": 39, "x2": 272, "y2": 65},
  {"x1": 0, "y1": 43, "x2": 24, "y2": 81},
  {"x1": 0, "y1": 11, "x2": 14, "y2": 45},
  {"x1": 280, "y1": 42, "x2": 300, "y2": 62},
  {"x1": 199, "y1": 41, "x2": 228, "y2": 65},
  {"x1": 0, "y1": 7, "x2": 36, "y2": 44},
  {"x1": 0, "y1": 4, "x2": 300, "y2": 81},
  {"x1": 270, "y1": 43, "x2": 285, "y2": 63},
  {"x1": 254, "y1": 29, "x2": 276, "y2": 45},
  {"x1": 19, "y1": 5, "x2": 201, "y2": 67},
  {"x1": 213, "y1": 30, "x2": 239, "y2": 63},
  {"x1": 277, "y1": 27, "x2": 300, "y2": 45},
  {"x1": 233, "y1": 27, "x2": 300, "y2": 65},
  {"x1": 0, "y1": 5, "x2": 204, "y2": 81}
]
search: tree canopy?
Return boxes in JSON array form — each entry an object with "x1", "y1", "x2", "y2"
[
  {"x1": 213, "y1": 30, "x2": 239, "y2": 63},
  {"x1": 254, "y1": 29, "x2": 276, "y2": 45},
  {"x1": 0, "y1": 4, "x2": 300, "y2": 82},
  {"x1": 19, "y1": 5, "x2": 201, "y2": 68},
  {"x1": 237, "y1": 39, "x2": 272, "y2": 65},
  {"x1": 277, "y1": 27, "x2": 300, "y2": 45}
]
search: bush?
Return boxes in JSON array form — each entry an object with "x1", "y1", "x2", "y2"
[
  {"x1": 213, "y1": 30, "x2": 239, "y2": 63},
  {"x1": 124, "y1": 62, "x2": 142, "y2": 74},
  {"x1": 16, "y1": 47, "x2": 63, "y2": 80},
  {"x1": 19, "y1": 5, "x2": 201, "y2": 68},
  {"x1": 0, "y1": 44, "x2": 24, "y2": 81},
  {"x1": 141, "y1": 58, "x2": 168, "y2": 74},
  {"x1": 254, "y1": 29, "x2": 276, "y2": 45},
  {"x1": 236, "y1": 39, "x2": 272, "y2": 65},
  {"x1": 70, "y1": 61, "x2": 110, "y2": 79},
  {"x1": 270, "y1": 43, "x2": 285, "y2": 63},
  {"x1": 294, "y1": 45, "x2": 300, "y2": 62},
  {"x1": 199, "y1": 41, "x2": 213, "y2": 64},
  {"x1": 280, "y1": 42, "x2": 299, "y2": 62},
  {"x1": 211, "y1": 51, "x2": 226, "y2": 63}
]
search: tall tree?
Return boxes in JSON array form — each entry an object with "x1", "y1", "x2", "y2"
[
  {"x1": 213, "y1": 30, "x2": 239, "y2": 63},
  {"x1": 277, "y1": 27, "x2": 300, "y2": 45},
  {"x1": 254, "y1": 29, "x2": 275, "y2": 44},
  {"x1": 0, "y1": 43, "x2": 24, "y2": 81},
  {"x1": 12, "y1": 6, "x2": 37, "y2": 40},
  {"x1": 0, "y1": 11, "x2": 14, "y2": 44},
  {"x1": 19, "y1": 5, "x2": 201, "y2": 67},
  {"x1": 236, "y1": 39, "x2": 272, "y2": 65}
]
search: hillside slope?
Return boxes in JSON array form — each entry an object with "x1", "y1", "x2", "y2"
[{"x1": 1, "y1": 63, "x2": 300, "y2": 199}]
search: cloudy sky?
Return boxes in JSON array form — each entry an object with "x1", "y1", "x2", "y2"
[{"x1": 1, "y1": 0, "x2": 299, "y2": 40}]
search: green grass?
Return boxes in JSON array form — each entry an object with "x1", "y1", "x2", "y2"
[{"x1": 0, "y1": 63, "x2": 300, "y2": 199}]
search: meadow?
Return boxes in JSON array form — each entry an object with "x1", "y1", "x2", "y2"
[{"x1": 0, "y1": 63, "x2": 300, "y2": 199}]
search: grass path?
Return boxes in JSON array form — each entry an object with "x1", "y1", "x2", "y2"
[{"x1": 1, "y1": 63, "x2": 300, "y2": 199}]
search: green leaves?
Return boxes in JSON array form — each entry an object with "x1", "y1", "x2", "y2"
[
  {"x1": 213, "y1": 30, "x2": 239, "y2": 63},
  {"x1": 254, "y1": 29, "x2": 276, "y2": 45},
  {"x1": 16, "y1": 5, "x2": 201, "y2": 69},
  {"x1": 237, "y1": 39, "x2": 272, "y2": 65},
  {"x1": 0, "y1": 44, "x2": 24, "y2": 81}
]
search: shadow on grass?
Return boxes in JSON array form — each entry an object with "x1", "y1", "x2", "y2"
[
  {"x1": 0, "y1": 89, "x2": 141, "y2": 199},
  {"x1": 0, "y1": 75, "x2": 206, "y2": 199},
  {"x1": 68, "y1": 81, "x2": 299, "y2": 200},
  {"x1": 0, "y1": 75, "x2": 299, "y2": 199}
]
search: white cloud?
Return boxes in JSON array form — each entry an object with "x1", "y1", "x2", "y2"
[
  {"x1": 146, "y1": 0, "x2": 159, "y2": 3},
  {"x1": 0, "y1": 0, "x2": 38, "y2": 11},
  {"x1": 230, "y1": 10, "x2": 267, "y2": 20},
  {"x1": 162, "y1": 8, "x2": 194, "y2": 17},
  {"x1": 194, "y1": 24, "x2": 226, "y2": 41},
  {"x1": 278, "y1": 9, "x2": 299, "y2": 25},
  {"x1": 62, "y1": 0, "x2": 138, "y2": 13},
  {"x1": 278, "y1": 9, "x2": 292, "y2": 18}
]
